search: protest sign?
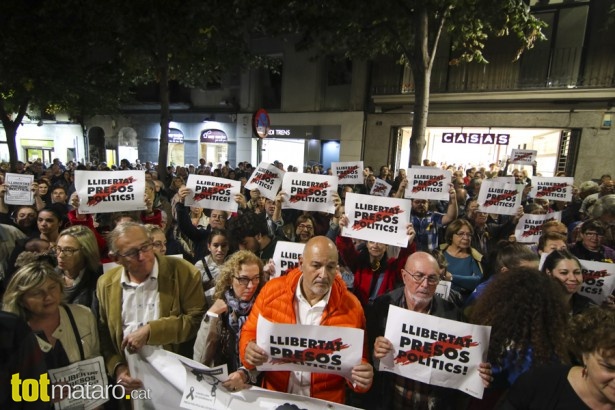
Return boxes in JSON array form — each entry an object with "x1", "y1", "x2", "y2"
[
  {"x1": 272, "y1": 241, "x2": 306, "y2": 278},
  {"x1": 74, "y1": 170, "x2": 146, "y2": 214},
  {"x1": 380, "y1": 305, "x2": 491, "y2": 399},
  {"x1": 184, "y1": 174, "x2": 240, "y2": 213},
  {"x1": 281, "y1": 172, "x2": 337, "y2": 213},
  {"x1": 4, "y1": 173, "x2": 33, "y2": 205},
  {"x1": 48, "y1": 356, "x2": 108, "y2": 410},
  {"x1": 514, "y1": 212, "x2": 562, "y2": 243},
  {"x1": 342, "y1": 193, "x2": 411, "y2": 247},
  {"x1": 244, "y1": 161, "x2": 285, "y2": 200},
  {"x1": 256, "y1": 315, "x2": 363, "y2": 377},
  {"x1": 577, "y1": 259, "x2": 615, "y2": 305},
  {"x1": 493, "y1": 176, "x2": 515, "y2": 184},
  {"x1": 332, "y1": 161, "x2": 364, "y2": 185},
  {"x1": 530, "y1": 177, "x2": 574, "y2": 202},
  {"x1": 405, "y1": 168, "x2": 452, "y2": 201},
  {"x1": 435, "y1": 280, "x2": 452, "y2": 301},
  {"x1": 370, "y1": 178, "x2": 392, "y2": 197},
  {"x1": 477, "y1": 180, "x2": 522, "y2": 216},
  {"x1": 510, "y1": 149, "x2": 537, "y2": 165}
]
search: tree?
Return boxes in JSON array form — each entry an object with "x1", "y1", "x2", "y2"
[
  {"x1": 0, "y1": 0, "x2": 127, "y2": 166},
  {"x1": 270, "y1": 0, "x2": 545, "y2": 165}
]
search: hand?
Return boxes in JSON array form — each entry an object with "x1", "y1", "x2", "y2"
[
  {"x1": 31, "y1": 182, "x2": 40, "y2": 196},
  {"x1": 208, "y1": 299, "x2": 228, "y2": 316},
  {"x1": 222, "y1": 371, "x2": 246, "y2": 392},
  {"x1": 406, "y1": 223, "x2": 416, "y2": 244},
  {"x1": 373, "y1": 336, "x2": 393, "y2": 359},
  {"x1": 275, "y1": 191, "x2": 286, "y2": 205},
  {"x1": 513, "y1": 206, "x2": 524, "y2": 223},
  {"x1": 448, "y1": 184, "x2": 456, "y2": 200},
  {"x1": 331, "y1": 192, "x2": 342, "y2": 211},
  {"x1": 263, "y1": 258, "x2": 276, "y2": 279},
  {"x1": 478, "y1": 362, "x2": 493, "y2": 388},
  {"x1": 244, "y1": 341, "x2": 268, "y2": 366},
  {"x1": 399, "y1": 178, "x2": 408, "y2": 190},
  {"x1": 115, "y1": 365, "x2": 144, "y2": 394},
  {"x1": 178, "y1": 186, "x2": 191, "y2": 202},
  {"x1": 70, "y1": 193, "x2": 80, "y2": 208},
  {"x1": 350, "y1": 362, "x2": 373, "y2": 390},
  {"x1": 121, "y1": 324, "x2": 151, "y2": 353},
  {"x1": 234, "y1": 193, "x2": 247, "y2": 208},
  {"x1": 339, "y1": 215, "x2": 349, "y2": 228}
]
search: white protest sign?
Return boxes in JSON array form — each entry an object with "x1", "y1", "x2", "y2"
[
  {"x1": 477, "y1": 180, "x2": 522, "y2": 216},
  {"x1": 332, "y1": 161, "x2": 364, "y2": 185},
  {"x1": 74, "y1": 170, "x2": 146, "y2": 214},
  {"x1": 380, "y1": 305, "x2": 491, "y2": 399},
  {"x1": 578, "y1": 259, "x2": 615, "y2": 305},
  {"x1": 514, "y1": 212, "x2": 562, "y2": 243},
  {"x1": 405, "y1": 168, "x2": 452, "y2": 201},
  {"x1": 179, "y1": 360, "x2": 229, "y2": 410},
  {"x1": 493, "y1": 176, "x2": 515, "y2": 184},
  {"x1": 47, "y1": 356, "x2": 108, "y2": 410},
  {"x1": 281, "y1": 172, "x2": 337, "y2": 214},
  {"x1": 256, "y1": 315, "x2": 363, "y2": 377},
  {"x1": 435, "y1": 280, "x2": 452, "y2": 301},
  {"x1": 370, "y1": 178, "x2": 392, "y2": 197},
  {"x1": 4, "y1": 173, "x2": 34, "y2": 205},
  {"x1": 342, "y1": 193, "x2": 410, "y2": 247},
  {"x1": 530, "y1": 177, "x2": 574, "y2": 202},
  {"x1": 272, "y1": 241, "x2": 305, "y2": 278},
  {"x1": 244, "y1": 161, "x2": 285, "y2": 200},
  {"x1": 510, "y1": 149, "x2": 537, "y2": 165},
  {"x1": 184, "y1": 174, "x2": 240, "y2": 213}
]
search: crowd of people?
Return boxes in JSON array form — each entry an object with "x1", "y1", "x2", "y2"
[{"x1": 0, "y1": 156, "x2": 614, "y2": 410}]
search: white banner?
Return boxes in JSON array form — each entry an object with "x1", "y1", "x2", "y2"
[
  {"x1": 514, "y1": 212, "x2": 562, "y2": 243},
  {"x1": 4, "y1": 172, "x2": 34, "y2": 205},
  {"x1": 435, "y1": 280, "x2": 452, "y2": 301},
  {"x1": 281, "y1": 172, "x2": 337, "y2": 214},
  {"x1": 578, "y1": 259, "x2": 615, "y2": 305},
  {"x1": 256, "y1": 315, "x2": 363, "y2": 378},
  {"x1": 331, "y1": 161, "x2": 363, "y2": 185},
  {"x1": 370, "y1": 178, "x2": 392, "y2": 197},
  {"x1": 530, "y1": 177, "x2": 574, "y2": 202},
  {"x1": 510, "y1": 149, "x2": 537, "y2": 165},
  {"x1": 380, "y1": 306, "x2": 491, "y2": 399},
  {"x1": 477, "y1": 181, "x2": 522, "y2": 216},
  {"x1": 342, "y1": 193, "x2": 410, "y2": 247},
  {"x1": 184, "y1": 175, "x2": 240, "y2": 213},
  {"x1": 244, "y1": 162, "x2": 285, "y2": 200},
  {"x1": 74, "y1": 170, "x2": 146, "y2": 214},
  {"x1": 272, "y1": 241, "x2": 305, "y2": 278},
  {"x1": 48, "y1": 356, "x2": 108, "y2": 410},
  {"x1": 405, "y1": 168, "x2": 452, "y2": 201}
]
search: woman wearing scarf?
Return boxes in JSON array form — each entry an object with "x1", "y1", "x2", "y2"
[{"x1": 193, "y1": 250, "x2": 264, "y2": 392}]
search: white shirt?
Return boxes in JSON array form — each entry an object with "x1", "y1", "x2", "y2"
[
  {"x1": 121, "y1": 259, "x2": 160, "y2": 337},
  {"x1": 287, "y1": 275, "x2": 332, "y2": 397}
]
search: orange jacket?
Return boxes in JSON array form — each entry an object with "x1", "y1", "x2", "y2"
[{"x1": 239, "y1": 266, "x2": 370, "y2": 404}]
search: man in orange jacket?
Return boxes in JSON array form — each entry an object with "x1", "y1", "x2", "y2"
[{"x1": 240, "y1": 236, "x2": 373, "y2": 404}]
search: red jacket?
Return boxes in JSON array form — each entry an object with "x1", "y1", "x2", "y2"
[
  {"x1": 336, "y1": 235, "x2": 415, "y2": 307},
  {"x1": 239, "y1": 266, "x2": 370, "y2": 404}
]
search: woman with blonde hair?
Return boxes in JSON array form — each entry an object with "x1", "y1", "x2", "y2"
[{"x1": 193, "y1": 250, "x2": 264, "y2": 392}]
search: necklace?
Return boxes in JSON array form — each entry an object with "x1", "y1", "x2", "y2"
[{"x1": 371, "y1": 260, "x2": 381, "y2": 272}]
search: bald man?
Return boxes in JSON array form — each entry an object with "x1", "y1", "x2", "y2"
[{"x1": 240, "y1": 236, "x2": 373, "y2": 404}]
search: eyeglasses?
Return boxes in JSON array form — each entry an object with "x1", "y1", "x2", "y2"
[
  {"x1": 116, "y1": 242, "x2": 153, "y2": 259},
  {"x1": 52, "y1": 246, "x2": 81, "y2": 256},
  {"x1": 297, "y1": 224, "x2": 314, "y2": 231},
  {"x1": 402, "y1": 269, "x2": 440, "y2": 285},
  {"x1": 455, "y1": 232, "x2": 472, "y2": 238},
  {"x1": 152, "y1": 240, "x2": 167, "y2": 249},
  {"x1": 210, "y1": 214, "x2": 226, "y2": 220},
  {"x1": 583, "y1": 232, "x2": 604, "y2": 238},
  {"x1": 233, "y1": 276, "x2": 260, "y2": 286}
]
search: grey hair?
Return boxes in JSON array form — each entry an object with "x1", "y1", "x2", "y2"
[
  {"x1": 106, "y1": 221, "x2": 150, "y2": 254},
  {"x1": 591, "y1": 194, "x2": 615, "y2": 219}
]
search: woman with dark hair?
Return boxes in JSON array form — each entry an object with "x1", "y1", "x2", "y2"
[
  {"x1": 441, "y1": 219, "x2": 484, "y2": 299},
  {"x1": 500, "y1": 308, "x2": 615, "y2": 409},
  {"x1": 193, "y1": 250, "x2": 263, "y2": 392},
  {"x1": 470, "y1": 268, "x2": 570, "y2": 408},
  {"x1": 194, "y1": 229, "x2": 231, "y2": 305},
  {"x1": 541, "y1": 249, "x2": 597, "y2": 315},
  {"x1": 569, "y1": 218, "x2": 615, "y2": 262}
]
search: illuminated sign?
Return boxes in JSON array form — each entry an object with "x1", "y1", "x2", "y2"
[{"x1": 441, "y1": 133, "x2": 510, "y2": 145}]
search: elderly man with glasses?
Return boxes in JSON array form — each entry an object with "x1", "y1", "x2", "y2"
[
  {"x1": 96, "y1": 222, "x2": 205, "y2": 395},
  {"x1": 367, "y1": 252, "x2": 492, "y2": 409}
]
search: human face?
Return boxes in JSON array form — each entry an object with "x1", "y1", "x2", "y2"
[
  {"x1": 600, "y1": 180, "x2": 615, "y2": 196},
  {"x1": 367, "y1": 241, "x2": 386, "y2": 260},
  {"x1": 113, "y1": 226, "x2": 156, "y2": 280},
  {"x1": 38, "y1": 183, "x2": 49, "y2": 196},
  {"x1": 16, "y1": 208, "x2": 37, "y2": 228},
  {"x1": 402, "y1": 256, "x2": 440, "y2": 308},
  {"x1": 452, "y1": 227, "x2": 472, "y2": 250},
  {"x1": 231, "y1": 263, "x2": 261, "y2": 302},
  {"x1": 37, "y1": 211, "x2": 60, "y2": 236},
  {"x1": 265, "y1": 199, "x2": 276, "y2": 217},
  {"x1": 412, "y1": 199, "x2": 429, "y2": 217},
  {"x1": 209, "y1": 210, "x2": 226, "y2": 229},
  {"x1": 582, "y1": 351, "x2": 615, "y2": 404},
  {"x1": 151, "y1": 231, "x2": 167, "y2": 255},
  {"x1": 547, "y1": 258, "x2": 582, "y2": 295},
  {"x1": 51, "y1": 189, "x2": 67, "y2": 204},
  {"x1": 581, "y1": 230, "x2": 604, "y2": 252},
  {"x1": 208, "y1": 234, "x2": 229, "y2": 264},
  {"x1": 365, "y1": 176, "x2": 375, "y2": 188},
  {"x1": 540, "y1": 239, "x2": 568, "y2": 255},
  {"x1": 22, "y1": 278, "x2": 62, "y2": 318},
  {"x1": 300, "y1": 239, "x2": 338, "y2": 301},
  {"x1": 55, "y1": 236, "x2": 84, "y2": 274},
  {"x1": 295, "y1": 220, "x2": 315, "y2": 243},
  {"x1": 239, "y1": 236, "x2": 260, "y2": 253}
]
